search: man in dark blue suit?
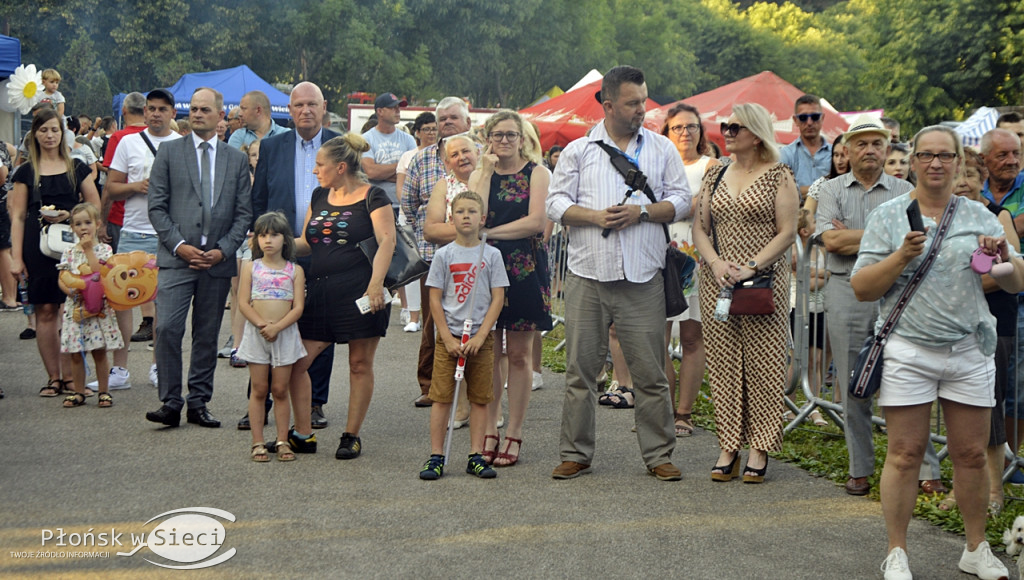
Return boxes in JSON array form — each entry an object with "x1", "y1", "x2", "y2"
[{"x1": 248, "y1": 81, "x2": 342, "y2": 439}]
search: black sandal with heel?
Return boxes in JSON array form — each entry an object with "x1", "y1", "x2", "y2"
[
  {"x1": 711, "y1": 452, "x2": 740, "y2": 482},
  {"x1": 743, "y1": 458, "x2": 769, "y2": 484}
]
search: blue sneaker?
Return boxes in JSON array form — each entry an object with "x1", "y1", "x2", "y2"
[
  {"x1": 1010, "y1": 468, "x2": 1024, "y2": 484},
  {"x1": 419, "y1": 455, "x2": 444, "y2": 480},
  {"x1": 467, "y1": 453, "x2": 496, "y2": 479}
]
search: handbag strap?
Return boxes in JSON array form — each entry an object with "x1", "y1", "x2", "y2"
[
  {"x1": 706, "y1": 166, "x2": 727, "y2": 256},
  {"x1": 872, "y1": 195, "x2": 961, "y2": 342},
  {"x1": 593, "y1": 140, "x2": 670, "y2": 245}
]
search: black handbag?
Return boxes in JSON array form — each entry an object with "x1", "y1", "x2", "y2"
[
  {"x1": 356, "y1": 187, "x2": 429, "y2": 291},
  {"x1": 593, "y1": 141, "x2": 689, "y2": 317},
  {"x1": 707, "y1": 167, "x2": 775, "y2": 315},
  {"x1": 849, "y1": 197, "x2": 960, "y2": 399}
]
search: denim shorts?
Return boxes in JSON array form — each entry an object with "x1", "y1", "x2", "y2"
[{"x1": 117, "y1": 230, "x2": 159, "y2": 255}]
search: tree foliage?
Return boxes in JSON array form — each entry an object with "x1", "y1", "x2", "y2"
[{"x1": 1, "y1": 0, "x2": 1019, "y2": 128}]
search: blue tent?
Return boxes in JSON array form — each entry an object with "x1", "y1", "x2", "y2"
[
  {"x1": 0, "y1": 34, "x2": 21, "y2": 78},
  {"x1": 112, "y1": 64, "x2": 291, "y2": 121}
]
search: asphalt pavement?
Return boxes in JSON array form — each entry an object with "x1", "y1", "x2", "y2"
[{"x1": 0, "y1": 303, "x2": 1012, "y2": 579}]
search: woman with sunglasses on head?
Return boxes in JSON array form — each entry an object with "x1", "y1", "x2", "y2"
[
  {"x1": 470, "y1": 110, "x2": 552, "y2": 466},
  {"x1": 661, "y1": 104, "x2": 721, "y2": 437},
  {"x1": 692, "y1": 103, "x2": 799, "y2": 484},
  {"x1": 852, "y1": 126, "x2": 1022, "y2": 580}
]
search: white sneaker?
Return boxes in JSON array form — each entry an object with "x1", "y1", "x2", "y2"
[
  {"x1": 403, "y1": 321, "x2": 421, "y2": 333},
  {"x1": 452, "y1": 417, "x2": 469, "y2": 430},
  {"x1": 400, "y1": 308, "x2": 411, "y2": 325},
  {"x1": 86, "y1": 367, "x2": 131, "y2": 390},
  {"x1": 148, "y1": 363, "x2": 159, "y2": 387},
  {"x1": 881, "y1": 547, "x2": 912, "y2": 580},
  {"x1": 959, "y1": 541, "x2": 1008, "y2": 579},
  {"x1": 532, "y1": 371, "x2": 543, "y2": 391}
]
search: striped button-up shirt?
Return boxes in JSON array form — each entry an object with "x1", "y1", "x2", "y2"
[
  {"x1": 401, "y1": 144, "x2": 445, "y2": 262},
  {"x1": 546, "y1": 122, "x2": 691, "y2": 283},
  {"x1": 815, "y1": 171, "x2": 913, "y2": 275}
]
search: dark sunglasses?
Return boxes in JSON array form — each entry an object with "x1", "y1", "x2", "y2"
[
  {"x1": 796, "y1": 113, "x2": 822, "y2": 123},
  {"x1": 720, "y1": 123, "x2": 747, "y2": 137}
]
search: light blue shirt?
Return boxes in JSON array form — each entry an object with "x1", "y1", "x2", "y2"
[
  {"x1": 362, "y1": 127, "x2": 417, "y2": 206},
  {"x1": 780, "y1": 138, "x2": 832, "y2": 190},
  {"x1": 852, "y1": 194, "x2": 1008, "y2": 355},
  {"x1": 228, "y1": 122, "x2": 290, "y2": 150},
  {"x1": 294, "y1": 129, "x2": 325, "y2": 232}
]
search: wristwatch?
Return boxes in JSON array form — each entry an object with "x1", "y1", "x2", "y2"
[
  {"x1": 639, "y1": 205, "x2": 650, "y2": 222},
  {"x1": 747, "y1": 260, "x2": 758, "y2": 271}
]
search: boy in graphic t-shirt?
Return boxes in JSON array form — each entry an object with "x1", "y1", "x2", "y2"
[{"x1": 419, "y1": 191, "x2": 509, "y2": 480}]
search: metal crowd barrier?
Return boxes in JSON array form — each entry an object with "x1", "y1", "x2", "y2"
[
  {"x1": 542, "y1": 226, "x2": 568, "y2": 350},
  {"x1": 788, "y1": 234, "x2": 1024, "y2": 485}
]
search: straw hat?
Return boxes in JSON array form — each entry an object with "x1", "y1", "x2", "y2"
[{"x1": 842, "y1": 114, "x2": 891, "y2": 145}]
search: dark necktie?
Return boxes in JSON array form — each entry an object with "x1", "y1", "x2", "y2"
[{"x1": 199, "y1": 141, "x2": 211, "y2": 247}]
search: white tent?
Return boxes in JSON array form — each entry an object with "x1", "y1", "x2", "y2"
[{"x1": 955, "y1": 106, "x2": 999, "y2": 148}]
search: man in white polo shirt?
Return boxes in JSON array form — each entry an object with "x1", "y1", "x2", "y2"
[{"x1": 98, "y1": 88, "x2": 181, "y2": 389}]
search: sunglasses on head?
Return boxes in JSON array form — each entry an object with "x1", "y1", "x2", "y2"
[
  {"x1": 796, "y1": 113, "x2": 822, "y2": 123},
  {"x1": 720, "y1": 123, "x2": 747, "y2": 137}
]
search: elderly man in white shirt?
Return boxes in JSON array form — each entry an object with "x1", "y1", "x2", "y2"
[{"x1": 546, "y1": 66, "x2": 691, "y2": 481}]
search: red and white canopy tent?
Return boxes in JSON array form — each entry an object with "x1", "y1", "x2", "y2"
[
  {"x1": 644, "y1": 71, "x2": 849, "y2": 152},
  {"x1": 519, "y1": 78, "x2": 660, "y2": 151}
]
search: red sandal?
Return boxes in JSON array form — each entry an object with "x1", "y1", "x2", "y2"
[
  {"x1": 494, "y1": 437, "x2": 522, "y2": 467},
  {"x1": 482, "y1": 434, "x2": 500, "y2": 464}
]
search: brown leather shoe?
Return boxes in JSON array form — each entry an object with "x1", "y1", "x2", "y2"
[
  {"x1": 649, "y1": 462, "x2": 682, "y2": 481},
  {"x1": 552, "y1": 461, "x2": 592, "y2": 479},
  {"x1": 413, "y1": 394, "x2": 433, "y2": 407},
  {"x1": 845, "y1": 476, "x2": 870, "y2": 496},
  {"x1": 919, "y1": 479, "x2": 949, "y2": 495}
]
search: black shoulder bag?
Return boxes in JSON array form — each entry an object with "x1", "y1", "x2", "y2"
[
  {"x1": 593, "y1": 140, "x2": 690, "y2": 317},
  {"x1": 356, "y1": 186, "x2": 429, "y2": 291}
]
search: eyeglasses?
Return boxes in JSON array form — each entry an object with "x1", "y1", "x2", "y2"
[
  {"x1": 796, "y1": 113, "x2": 822, "y2": 123},
  {"x1": 720, "y1": 123, "x2": 747, "y2": 137},
  {"x1": 490, "y1": 131, "x2": 520, "y2": 143},
  {"x1": 669, "y1": 123, "x2": 700, "y2": 135},
  {"x1": 913, "y1": 151, "x2": 958, "y2": 164},
  {"x1": 419, "y1": 127, "x2": 438, "y2": 133}
]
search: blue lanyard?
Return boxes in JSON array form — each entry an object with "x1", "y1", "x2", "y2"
[{"x1": 622, "y1": 134, "x2": 644, "y2": 168}]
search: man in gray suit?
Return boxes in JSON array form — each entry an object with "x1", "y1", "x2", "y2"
[{"x1": 146, "y1": 87, "x2": 252, "y2": 428}]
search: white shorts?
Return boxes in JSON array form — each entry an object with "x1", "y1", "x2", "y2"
[
  {"x1": 666, "y1": 289, "x2": 701, "y2": 323},
  {"x1": 878, "y1": 333, "x2": 994, "y2": 408},
  {"x1": 236, "y1": 321, "x2": 307, "y2": 368}
]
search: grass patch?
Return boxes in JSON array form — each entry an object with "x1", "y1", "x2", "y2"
[{"x1": 540, "y1": 330, "x2": 1023, "y2": 550}]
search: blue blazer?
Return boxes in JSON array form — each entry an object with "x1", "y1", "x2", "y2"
[{"x1": 252, "y1": 127, "x2": 342, "y2": 234}]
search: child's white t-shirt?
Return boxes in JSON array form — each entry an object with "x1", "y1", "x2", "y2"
[{"x1": 426, "y1": 242, "x2": 509, "y2": 337}]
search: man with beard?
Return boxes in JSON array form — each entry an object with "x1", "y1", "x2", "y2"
[{"x1": 545, "y1": 66, "x2": 689, "y2": 481}]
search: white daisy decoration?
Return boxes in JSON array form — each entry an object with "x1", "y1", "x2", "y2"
[{"x1": 7, "y1": 64, "x2": 43, "y2": 115}]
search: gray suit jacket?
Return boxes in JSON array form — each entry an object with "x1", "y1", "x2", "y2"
[{"x1": 148, "y1": 135, "x2": 252, "y2": 277}]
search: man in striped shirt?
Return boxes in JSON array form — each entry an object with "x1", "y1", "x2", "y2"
[{"x1": 546, "y1": 66, "x2": 691, "y2": 481}]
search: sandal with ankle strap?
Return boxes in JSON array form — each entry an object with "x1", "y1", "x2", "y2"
[
  {"x1": 674, "y1": 412, "x2": 694, "y2": 437},
  {"x1": 62, "y1": 392, "x2": 87, "y2": 408},
  {"x1": 482, "y1": 434, "x2": 500, "y2": 464},
  {"x1": 97, "y1": 392, "x2": 113, "y2": 408},
  {"x1": 276, "y1": 441, "x2": 295, "y2": 462},
  {"x1": 40, "y1": 379, "x2": 61, "y2": 397},
  {"x1": 251, "y1": 443, "x2": 270, "y2": 463},
  {"x1": 494, "y1": 437, "x2": 522, "y2": 467}
]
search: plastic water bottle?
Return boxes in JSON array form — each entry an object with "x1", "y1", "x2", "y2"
[
  {"x1": 713, "y1": 287, "x2": 732, "y2": 322},
  {"x1": 19, "y1": 279, "x2": 33, "y2": 315}
]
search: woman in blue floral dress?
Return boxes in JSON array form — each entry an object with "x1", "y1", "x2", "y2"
[{"x1": 471, "y1": 110, "x2": 552, "y2": 467}]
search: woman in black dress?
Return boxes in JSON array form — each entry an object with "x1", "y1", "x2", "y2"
[
  {"x1": 471, "y1": 110, "x2": 552, "y2": 466},
  {"x1": 9, "y1": 109, "x2": 100, "y2": 396},
  {"x1": 291, "y1": 134, "x2": 395, "y2": 460}
]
